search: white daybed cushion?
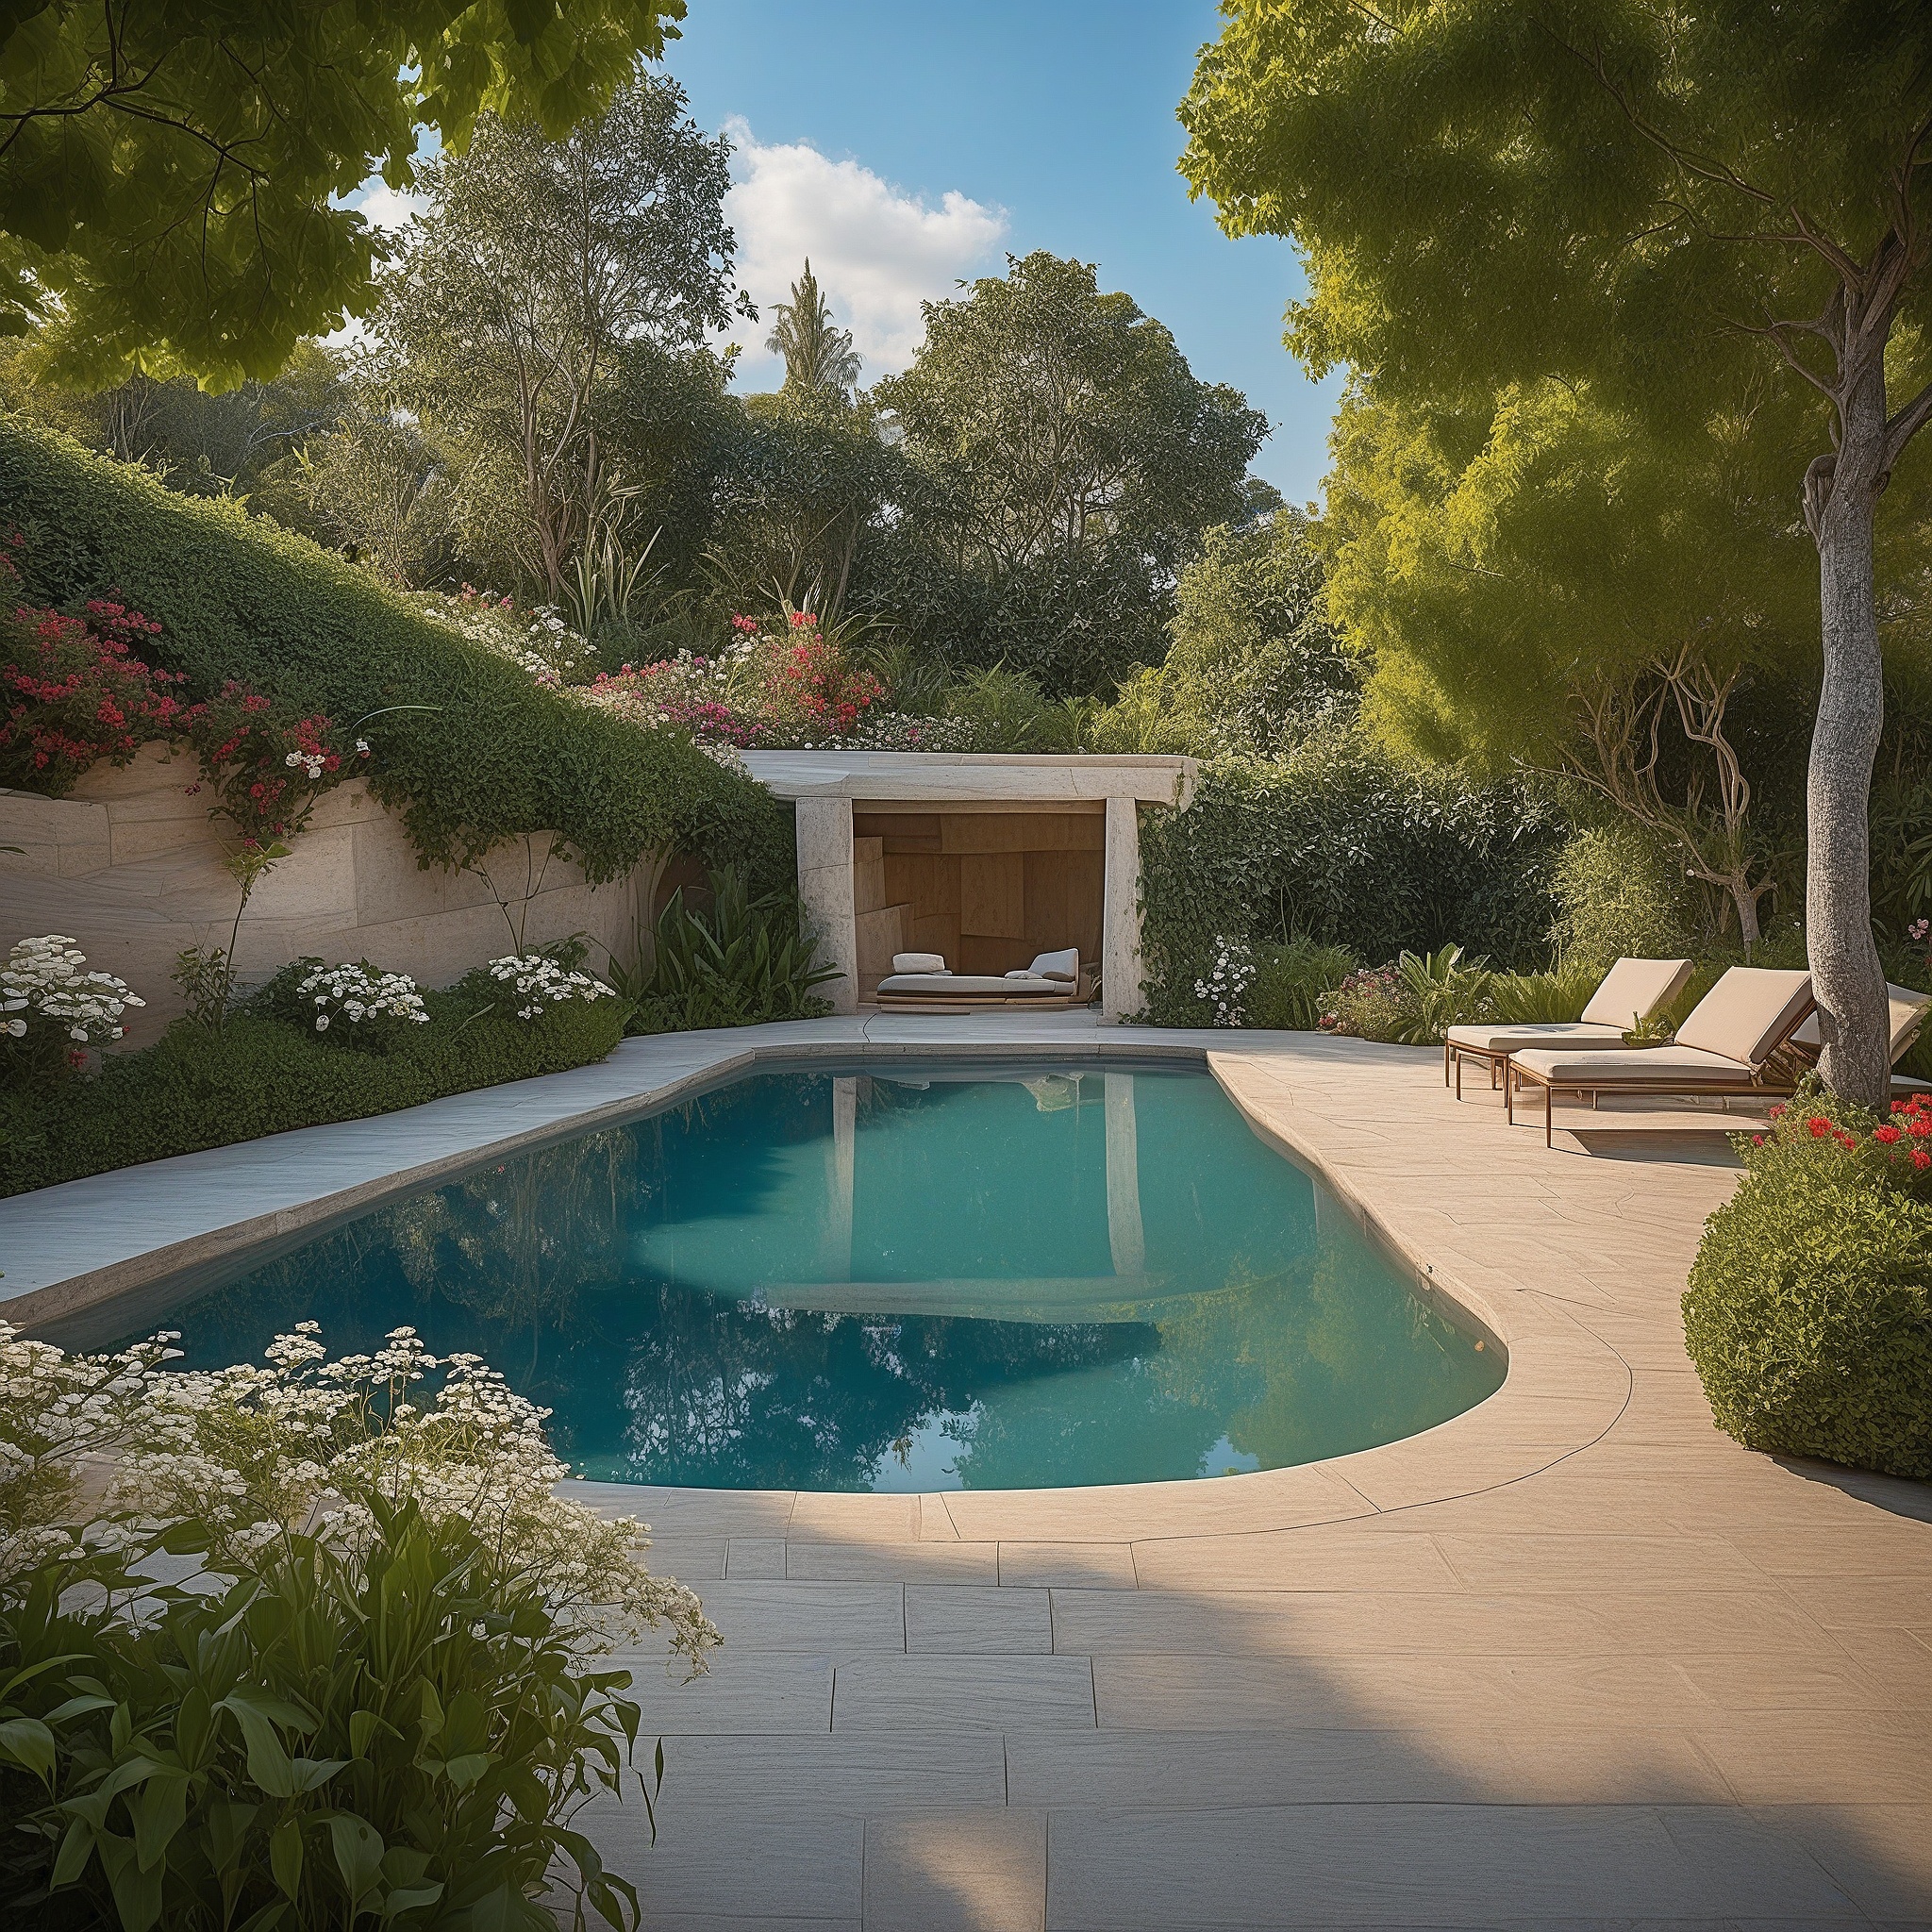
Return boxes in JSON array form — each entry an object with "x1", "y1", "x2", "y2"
[
  {"x1": 892, "y1": 952, "x2": 948, "y2": 974},
  {"x1": 1445, "y1": 1021, "x2": 1628, "y2": 1054},
  {"x1": 1027, "y1": 948, "x2": 1080, "y2": 983},
  {"x1": 877, "y1": 973, "x2": 1067, "y2": 996},
  {"x1": 1579, "y1": 957, "x2": 1694, "y2": 1029}
]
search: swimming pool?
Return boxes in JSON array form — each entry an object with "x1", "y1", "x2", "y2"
[{"x1": 125, "y1": 1063, "x2": 1503, "y2": 1491}]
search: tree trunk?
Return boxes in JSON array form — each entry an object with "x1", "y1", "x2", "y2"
[
  {"x1": 1807, "y1": 358, "x2": 1891, "y2": 1108},
  {"x1": 1729, "y1": 877, "x2": 1761, "y2": 954}
]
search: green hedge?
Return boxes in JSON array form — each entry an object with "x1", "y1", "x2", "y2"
[
  {"x1": 1139, "y1": 734, "x2": 1565, "y2": 1024},
  {"x1": 1683, "y1": 1089, "x2": 1932, "y2": 1480},
  {"x1": 0, "y1": 998, "x2": 630, "y2": 1197},
  {"x1": 0, "y1": 416, "x2": 791, "y2": 891}
]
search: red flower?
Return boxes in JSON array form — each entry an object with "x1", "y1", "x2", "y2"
[
  {"x1": 1874, "y1": 1124, "x2": 1903, "y2": 1144},
  {"x1": 1807, "y1": 1117, "x2": 1830, "y2": 1138},
  {"x1": 1916, "y1": 1150, "x2": 1931, "y2": 1171}
]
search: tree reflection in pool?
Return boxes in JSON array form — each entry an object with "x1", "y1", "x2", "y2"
[{"x1": 142, "y1": 1066, "x2": 1504, "y2": 1491}]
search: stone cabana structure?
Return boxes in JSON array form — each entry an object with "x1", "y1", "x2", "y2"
[{"x1": 739, "y1": 751, "x2": 1198, "y2": 1019}]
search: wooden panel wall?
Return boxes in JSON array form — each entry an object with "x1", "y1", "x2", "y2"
[{"x1": 857, "y1": 810, "x2": 1103, "y2": 976}]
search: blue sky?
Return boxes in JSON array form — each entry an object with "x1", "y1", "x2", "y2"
[{"x1": 658, "y1": 0, "x2": 1341, "y2": 504}]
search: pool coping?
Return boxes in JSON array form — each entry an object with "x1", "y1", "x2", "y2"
[{"x1": 0, "y1": 1014, "x2": 1655, "y2": 1539}]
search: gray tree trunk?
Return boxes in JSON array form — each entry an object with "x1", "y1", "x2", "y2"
[{"x1": 1807, "y1": 355, "x2": 1891, "y2": 1108}]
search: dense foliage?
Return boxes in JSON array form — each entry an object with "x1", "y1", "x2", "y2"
[
  {"x1": 1684, "y1": 1080, "x2": 1932, "y2": 1480},
  {"x1": 0, "y1": 2, "x2": 688, "y2": 386},
  {"x1": 0, "y1": 991, "x2": 630, "y2": 1199},
  {"x1": 1137, "y1": 734, "x2": 1565, "y2": 1024},
  {"x1": 0, "y1": 1324, "x2": 716, "y2": 1928},
  {"x1": 0, "y1": 417, "x2": 791, "y2": 890}
]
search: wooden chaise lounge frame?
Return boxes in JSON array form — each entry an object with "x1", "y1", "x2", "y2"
[
  {"x1": 1504, "y1": 967, "x2": 1817, "y2": 1149},
  {"x1": 1507, "y1": 974, "x2": 1931, "y2": 1147}
]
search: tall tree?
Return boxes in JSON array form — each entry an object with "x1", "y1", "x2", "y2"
[
  {"x1": 1182, "y1": 2, "x2": 1932, "y2": 1105},
  {"x1": 374, "y1": 75, "x2": 748, "y2": 601},
  {"x1": 0, "y1": 1, "x2": 688, "y2": 388},
  {"x1": 874, "y1": 251, "x2": 1267, "y2": 692},
  {"x1": 767, "y1": 260, "x2": 860, "y2": 394},
  {"x1": 1323, "y1": 374, "x2": 1826, "y2": 947}
]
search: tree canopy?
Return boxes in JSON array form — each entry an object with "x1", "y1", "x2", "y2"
[
  {"x1": 372, "y1": 73, "x2": 744, "y2": 601},
  {"x1": 0, "y1": 1, "x2": 689, "y2": 390},
  {"x1": 874, "y1": 251, "x2": 1268, "y2": 691},
  {"x1": 767, "y1": 260, "x2": 860, "y2": 395},
  {"x1": 1181, "y1": 0, "x2": 1932, "y2": 1100}
]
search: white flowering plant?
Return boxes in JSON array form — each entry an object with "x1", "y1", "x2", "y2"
[
  {"x1": 0, "y1": 933, "x2": 145, "y2": 1086},
  {"x1": 288, "y1": 957, "x2": 430, "y2": 1047},
  {"x1": 1194, "y1": 935, "x2": 1257, "y2": 1027},
  {"x1": 415, "y1": 588, "x2": 600, "y2": 688},
  {"x1": 0, "y1": 1320, "x2": 716, "y2": 1930},
  {"x1": 475, "y1": 952, "x2": 619, "y2": 1022}
]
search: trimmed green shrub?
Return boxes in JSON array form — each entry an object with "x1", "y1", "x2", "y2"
[
  {"x1": 1139, "y1": 732, "x2": 1564, "y2": 1024},
  {"x1": 1248, "y1": 939, "x2": 1359, "y2": 1031},
  {"x1": 1683, "y1": 1082, "x2": 1932, "y2": 1480},
  {"x1": 0, "y1": 417, "x2": 792, "y2": 892},
  {"x1": 1550, "y1": 821, "x2": 1699, "y2": 970},
  {"x1": 0, "y1": 991, "x2": 630, "y2": 1197}
]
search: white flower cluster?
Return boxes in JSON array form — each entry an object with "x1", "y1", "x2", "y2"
[
  {"x1": 283, "y1": 748, "x2": 327, "y2": 778},
  {"x1": 297, "y1": 959, "x2": 430, "y2": 1034},
  {"x1": 849, "y1": 710, "x2": 980, "y2": 752},
  {"x1": 485, "y1": 953, "x2": 617, "y2": 1021},
  {"x1": 0, "y1": 1322, "x2": 181, "y2": 1586},
  {"x1": 48, "y1": 1321, "x2": 718, "y2": 1669},
  {"x1": 416, "y1": 592, "x2": 598, "y2": 687},
  {"x1": 2, "y1": 934, "x2": 145, "y2": 1044},
  {"x1": 1194, "y1": 935, "x2": 1257, "y2": 1027}
]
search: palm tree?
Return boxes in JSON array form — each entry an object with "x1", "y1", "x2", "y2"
[{"x1": 766, "y1": 259, "x2": 861, "y2": 394}]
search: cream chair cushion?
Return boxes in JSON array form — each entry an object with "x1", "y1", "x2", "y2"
[
  {"x1": 892, "y1": 952, "x2": 948, "y2": 974},
  {"x1": 1674, "y1": 969, "x2": 1813, "y2": 1068},
  {"x1": 1446, "y1": 1021, "x2": 1627, "y2": 1054},
  {"x1": 1511, "y1": 1043, "x2": 1761, "y2": 1088},
  {"x1": 1579, "y1": 957, "x2": 1695, "y2": 1029},
  {"x1": 1790, "y1": 983, "x2": 1931, "y2": 1063}
]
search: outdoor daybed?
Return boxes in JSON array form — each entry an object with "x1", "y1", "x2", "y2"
[
  {"x1": 1507, "y1": 966, "x2": 1816, "y2": 1147},
  {"x1": 874, "y1": 947, "x2": 1091, "y2": 1012},
  {"x1": 1444, "y1": 956, "x2": 1694, "y2": 1097}
]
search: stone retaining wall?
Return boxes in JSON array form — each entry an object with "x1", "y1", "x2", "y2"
[{"x1": 0, "y1": 745, "x2": 646, "y2": 1043}]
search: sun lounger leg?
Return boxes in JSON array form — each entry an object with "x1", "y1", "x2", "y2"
[{"x1": 1546, "y1": 1081, "x2": 1555, "y2": 1149}]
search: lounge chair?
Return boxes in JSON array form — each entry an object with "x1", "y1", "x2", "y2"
[
  {"x1": 1507, "y1": 967, "x2": 1815, "y2": 1147},
  {"x1": 1787, "y1": 982, "x2": 1931, "y2": 1074},
  {"x1": 874, "y1": 947, "x2": 1091, "y2": 1012},
  {"x1": 1444, "y1": 956, "x2": 1694, "y2": 1097}
]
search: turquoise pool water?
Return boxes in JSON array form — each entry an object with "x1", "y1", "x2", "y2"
[{"x1": 129, "y1": 1064, "x2": 1503, "y2": 1491}]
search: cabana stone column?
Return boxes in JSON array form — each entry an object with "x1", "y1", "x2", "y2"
[
  {"x1": 794, "y1": 794, "x2": 858, "y2": 1014},
  {"x1": 1102, "y1": 796, "x2": 1144, "y2": 1022}
]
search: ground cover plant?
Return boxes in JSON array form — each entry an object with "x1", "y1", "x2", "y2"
[
  {"x1": 1684, "y1": 1079, "x2": 1932, "y2": 1480},
  {"x1": 0, "y1": 940, "x2": 632, "y2": 1199},
  {"x1": 0, "y1": 1322, "x2": 716, "y2": 1929}
]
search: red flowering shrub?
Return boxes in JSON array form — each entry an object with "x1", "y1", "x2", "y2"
[
  {"x1": 187, "y1": 682, "x2": 364, "y2": 845},
  {"x1": 0, "y1": 544, "x2": 201, "y2": 793},
  {"x1": 758, "y1": 618, "x2": 883, "y2": 742},
  {"x1": 1684, "y1": 1074, "x2": 1932, "y2": 1480}
]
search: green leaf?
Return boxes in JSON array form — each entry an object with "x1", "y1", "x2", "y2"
[
  {"x1": 0, "y1": 1715, "x2": 56, "y2": 1787},
  {"x1": 270, "y1": 1815, "x2": 303, "y2": 1900},
  {"x1": 129, "y1": 1768, "x2": 189, "y2": 1873},
  {"x1": 216, "y1": 1695, "x2": 298, "y2": 1798},
  {"x1": 325, "y1": 1811, "x2": 386, "y2": 1911}
]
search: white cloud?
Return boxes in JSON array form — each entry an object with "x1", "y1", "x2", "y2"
[
  {"x1": 720, "y1": 120, "x2": 1006, "y2": 390},
  {"x1": 350, "y1": 181, "x2": 426, "y2": 233}
]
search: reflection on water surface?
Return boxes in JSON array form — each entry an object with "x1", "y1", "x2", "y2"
[{"x1": 138, "y1": 1066, "x2": 1503, "y2": 1491}]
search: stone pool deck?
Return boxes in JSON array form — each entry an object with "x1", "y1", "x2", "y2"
[{"x1": 2, "y1": 1016, "x2": 1927, "y2": 1926}]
